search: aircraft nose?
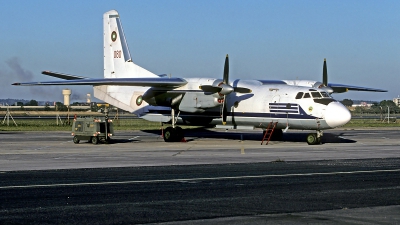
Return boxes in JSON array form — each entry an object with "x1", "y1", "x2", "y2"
[{"x1": 325, "y1": 101, "x2": 351, "y2": 128}]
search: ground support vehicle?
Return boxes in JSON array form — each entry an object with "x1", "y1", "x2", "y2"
[{"x1": 71, "y1": 116, "x2": 114, "y2": 144}]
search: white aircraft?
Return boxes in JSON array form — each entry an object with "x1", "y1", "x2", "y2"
[{"x1": 13, "y1": 10, "x2": 386, "y2": 145}]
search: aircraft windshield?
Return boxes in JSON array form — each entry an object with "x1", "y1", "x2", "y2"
[
  {"x1": 320, "y1": 92, "x2": 330, "y2": 98},
  {"x1": 295, "y1": 91, "x2": 332, "y2": 99},
  {"x1": 295, "y1": 92, "x2": 303, "y2": 99},
  {"x1": 311, "y1": 92, "x2": 322, "y2": 98}
]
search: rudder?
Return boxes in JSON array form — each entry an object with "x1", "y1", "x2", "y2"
[{"x1": 103, "y1": 10, "x2": 157, "y2": 78}]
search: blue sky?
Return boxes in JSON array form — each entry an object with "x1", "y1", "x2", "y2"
[{"x1": 1, "y1": 0, "x2": 399, "y2": 102}]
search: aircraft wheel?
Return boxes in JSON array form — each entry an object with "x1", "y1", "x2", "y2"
[
  {"x1": 91, "y1": 136, "x2": 99, "y2": 145},
  {"x1": 163, "y1": 127, "x2": 176, "y2": 142},
  {"x1": 175, "y1": 126, "x2": 184, "y2": 141},
  {"x1": 306, "y1": 133, "x2": 318, "y2": 145},
  {"x1": 73, "y1": 136, "x2": 80, "y2": 144}
]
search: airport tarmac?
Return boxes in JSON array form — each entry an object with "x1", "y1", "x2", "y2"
[
  {"x1": 0, "y1": 128, "x2": 399, "y2": 171},
  {"x1": 1, "y1": 128, "x2": 399, "y2": 224}
]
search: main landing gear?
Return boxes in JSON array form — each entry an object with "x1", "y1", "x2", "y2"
[
  {"x1": 163, "y1": 126, "x2": 184, "y2": 142},
  {"x1": 306, "y1": 130, "x2": 323, "y2": 145},
  {"x1": 163, "y1": 108, "x2": 185, "y2": 142}
]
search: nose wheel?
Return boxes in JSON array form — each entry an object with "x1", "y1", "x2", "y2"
[{"x1": 306, "y1": 131, "x2": 323, "y2": 145}]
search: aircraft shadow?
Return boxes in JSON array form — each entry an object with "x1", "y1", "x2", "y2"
[{"x1": 141, "y1": 128, "x2": 356, "y2": 144}]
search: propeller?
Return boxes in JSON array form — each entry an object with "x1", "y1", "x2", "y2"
[
  {"x1": 323, "y1": 58, "x2": 328, "y2": 86},
  {"x1": 221, "y1": 55, "x2": 229, "y2": 125},
  {"x1": 319, "y1": 58, "x2": 334, "y2": 93},
  {"x1": 324, "y1": 58, "x2": 348, "y2": 93},
  {"x1": 199, "y1": 55, "x2": 252, "y2": 125}
]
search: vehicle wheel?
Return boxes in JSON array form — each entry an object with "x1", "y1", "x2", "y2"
[
  {"x1": 91, "y1": 136, "x2": 99, "y2": 145},
  {"x1": 163, "y1": 127, "x2": 176, "y2": 142},
  {"x1": 73, "y1": 136, "x2": 80, "y2": 144},
  {"x1": 306, "y1": 133, "x2": 318, "y2": 145}
]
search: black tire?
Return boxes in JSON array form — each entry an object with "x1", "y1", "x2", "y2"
[
  {"x1": 73, "y1": 136, "x2": 80, "y2": 144},
  {"x1": 91, "y1": 136, "x2": 99, "y2": 145},
  {"x1": 175, "y1": 126, "x2": 184, "y2": 141},
  {"x1": 163, "y1": 127, "x2": 176, "y2": 142},
  {"x1": 306, "y1": 133, "x2": 318, "y2": 145}
]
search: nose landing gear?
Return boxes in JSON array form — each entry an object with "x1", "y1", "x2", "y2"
[{"x1": 307, "y1": 130, "x2": 323, "y2": 145}]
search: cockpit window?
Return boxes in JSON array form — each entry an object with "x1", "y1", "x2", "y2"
[
  {"x1": 295, "y1": 92, "x2": 303, "y2": 99},
  {"x1": 303, "y1": 93, "x2": 311, "y2": 98},
  {"x1": 311, "y1": 92, "x2": 322, "y2": 98},
  {"x1": 320, "y1": 92, "x2": 330, "y2": 98}
]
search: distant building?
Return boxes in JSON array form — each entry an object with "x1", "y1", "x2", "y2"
[
  {"x1": 393, "y1": 97, "x2": 400, "y2": 106},
  {"x1": 352, "y1": 102, "x2": 373, "y2": 107}
]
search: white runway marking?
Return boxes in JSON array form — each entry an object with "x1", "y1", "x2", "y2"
[
  {"x1": 128, "y1": 136, "x2": 140, "y2": 140},
  {"x1": 1, "y1": 169, "x2": 400, "y2": 189}
]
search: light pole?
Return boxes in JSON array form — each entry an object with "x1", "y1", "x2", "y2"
[{"x1": 387, "y1": 106, "x2": 390, "y2": 124}]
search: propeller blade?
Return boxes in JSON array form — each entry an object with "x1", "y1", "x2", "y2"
[
  {"x1": 234, "y1": 87, "x2": 252, "y2": 93},
  {"x1": 223, "y1": 54, "x2": 229, "y2": 84},
  {"x1": 199, "y1": 85, "x2": 222, "y2": 93},
  {"x1": 222, "y1": 95, "x2": 227, "y2": 125},
  {"x1": 323, "y1": 58, "x2": 328, "y2": 86}
]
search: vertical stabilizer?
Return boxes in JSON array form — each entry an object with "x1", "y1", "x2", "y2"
[
  {"x1": 103, "y1": 10, "x2": 157, "y2": 78},
  {"x1": 96, "y1": 10, "x2": 155, "y2": 114}
]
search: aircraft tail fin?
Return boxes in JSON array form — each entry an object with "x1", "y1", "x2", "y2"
[{"x1": 103, "y1": 10, "x2": 157, "y2": 79}]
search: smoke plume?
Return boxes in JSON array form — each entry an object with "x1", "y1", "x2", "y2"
[{"x1": 1, "y1": 57, "x2": 87, "y2": 102}]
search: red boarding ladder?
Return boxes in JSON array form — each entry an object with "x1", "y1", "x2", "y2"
[{"x1": 261, "y1": 122, "x2": 278, "y2": 145}]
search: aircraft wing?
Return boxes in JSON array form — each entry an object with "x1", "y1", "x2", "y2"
[
  {"x1": 328, "y1": 83, "x2": 387, "y2": 93},
  {"x1": 12, "y1": 70, "x2": 187, "y2": 88},
  {"x1": 12, "y1": 77, "x2": 187, "y2": 88}
]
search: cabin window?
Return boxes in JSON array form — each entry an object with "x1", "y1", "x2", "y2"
[
  {"x1": 311, "y1": 92, "x2": 322, "y2": 98},
  {"x1": 303, "y1": 93, "x2": 311, "y2": 98},
  {"x1": 295, "y1": 92, "x2": 303, "y2": 99}
]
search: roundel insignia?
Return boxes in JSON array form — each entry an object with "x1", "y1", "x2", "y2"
[
  {"x1": 111, "y1": 31, "x2": 117, "y2": 42},
  {"x1": 308, "y1": 106, "x2": 313, "y2": 112},
  {"x1": 136, "y1": 95, "x2": 143, "y2": 106}
]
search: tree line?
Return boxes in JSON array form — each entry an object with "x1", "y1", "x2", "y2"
[{"x1": 340, "y1": 99, "x2": 400, "y2": 114}]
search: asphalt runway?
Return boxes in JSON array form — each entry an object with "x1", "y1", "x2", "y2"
[{"x1": 0, "y1": 128, "x2": 400, "y2": 224}]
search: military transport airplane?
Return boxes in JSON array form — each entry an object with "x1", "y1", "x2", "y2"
[{"x1": 12, "y1": 10, "x2": 386, "y2": 145}]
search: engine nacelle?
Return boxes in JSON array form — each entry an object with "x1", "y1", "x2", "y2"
[{"x1": 179, "y1": 92, "x2": 222, "y2": 113}]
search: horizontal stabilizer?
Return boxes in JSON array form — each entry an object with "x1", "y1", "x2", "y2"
[
  {"x1": 42, "y1": 71, "x2": 88, "y2": 80},
  {"x1": 12, "y1": 77, "x2": 187, "y2": 88}
]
